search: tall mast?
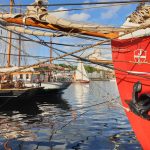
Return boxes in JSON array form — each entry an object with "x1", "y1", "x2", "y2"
[
  {"x1": 18, "y1": 33, "x2": 21, "y2": 67},
  {"x1": 49, "y1": 37, "x2": 53, "y2": 82},
  {"x1": 7, "y1": 0, "x2": 14, "y2": 67},
  {"x1": 50, "y1": 37, "x2": 53, "y2": 64},
  {"x1": 18, "y1": 2, "x2": 21, "y2": 67}
]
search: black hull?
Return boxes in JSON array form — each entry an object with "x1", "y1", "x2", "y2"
[
  {"x1": 38, "y1": 82, "x2": 72, "y2": 95},
  {"x1": 0, "y1": 87, "x2": 42, "y2": 103}
]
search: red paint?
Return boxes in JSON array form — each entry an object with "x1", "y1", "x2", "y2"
[{"x1": 112, "y1": 36, "x2": 150, "y2": 149}]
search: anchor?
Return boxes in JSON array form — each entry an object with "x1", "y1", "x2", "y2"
[{"x1": 126, "y1": 81, "x2": 150, "y2": 120}]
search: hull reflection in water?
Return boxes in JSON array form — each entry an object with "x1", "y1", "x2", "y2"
[
  {"x1": 73, "y1": 83, "x2": 89, "y2": 107},
  {"x1": 0, "y1": 94, "x2": 71, "y2": 149},
  {"x1": 0, "y1": 81, "x2": 141, "y2": 150}
]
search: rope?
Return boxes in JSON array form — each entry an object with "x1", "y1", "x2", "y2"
[
  {"x1": 0, "y1": 36, "x2": 40, "y2": 63},
  {"x1": 1, "y1": 23, "x2": 150, "y2": 83},
  {"x1": 1, "y1": 11, "x2": 150, "y2": 82},
  {"x1": 0, "y1": 1, "x2": 148, "y2": 7}
]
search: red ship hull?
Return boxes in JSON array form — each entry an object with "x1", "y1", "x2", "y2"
[{"x1": 112, "y1": 36, "x2": 150, "y2": 149}]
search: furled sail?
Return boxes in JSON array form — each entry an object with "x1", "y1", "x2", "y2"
[
  {"x1": 0, "y1": 0, "x2": 137, "y2": 39},
  {"x1": 0, "y1": 19, "x2": 63, "y2": 37},
  {"x1": 119, "y1": 5, "x2": 150, "y2": 39}
]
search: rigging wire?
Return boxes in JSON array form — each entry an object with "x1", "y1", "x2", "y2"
[
  {"x1": 0, "y1": 1, "x2": 143, "y2": 144},
  {"x1": 0, "y1": 24, "x2": 108, "y2": 65},
  {"x1": 33, "y1": 37, "x2": 114, "y2": 110},
  {"x1": 0, "y1": 4, "x2": 135, "y2": 13},
  {"x1": 0, "y1": 1, "x2": 147, "y2": 7},
  {"x1": 0, "y1": 32, "x2": 117, "y2": 130},
  {"x1": 0, "y1": 35, "x2": 109, "y2": 47},
  {"x1": 0, "y1": 6, "x2": 105, "y2": 43},
  {"x1": 0, "y1": 52, "x2": 91, "y2": 64},
  {"x1": 0, "y1": 86, "x2": 123, "y2": 145},
  {"x1": 0, "y1": 97, "x2": 115, "y2": 138},
  {"x1": 36, "y1": 36, "x2": 116, "y2": 115},
  {"x1": 33, "y1": 35, "x2": 77, "y2": 72},
  {"x1": 48, "y1": 3, "x2": 132, "y2": 13},
  {"x1": 0, "y1": 5, "x2": 101, "y2": 42},
  {"x1": 1, "y1": 28, "x2": 106, "y2": 67},
  {"x1": 32, "y1": 36, "x2": 120, "y2": 117},
  {"x1": 47, "y1": 91, "x2": 121, "y2": 142},
  {"x1": 25, "y1": 26, "x2": 102, "y2": 42},
  {"x1": 0, "y1": 2, "x2": 136, "y2": 13},
  {"x1": 0, "y1": 24, "x2": 112, "y2": 66},
  {"x1": 8, "y1": 2, "x2": 134, "y2": 14},
  {"x1": 0, "y1": 32, "x2": 122, "y2": 131},
  {"x1": 2, "y1": 24, "x2": 150, "y2": 82},
  {"x1": 0, "y1": 36, "x2": 40, "y2": 63}
]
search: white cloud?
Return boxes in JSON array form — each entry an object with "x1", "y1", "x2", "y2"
[
  {"x1": 101, "y1": 6, "x2": 122, "y2": 19},
  {"x1": 70, "y1": 13, "x2": 90, "y2": 21},
  {"x1": 51, "y1": 7, "x2": 69, "y2": 18},
  {"x1": 51, "y1": 7, "x2": 90, "y2": 21}
]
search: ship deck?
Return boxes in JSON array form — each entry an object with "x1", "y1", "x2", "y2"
[
  {"x1": 0, "y1": 87, "x2": 40, "y2": 91},
  {"x1": 0, "y1": 87, "x2": 43, "y2": 99}
]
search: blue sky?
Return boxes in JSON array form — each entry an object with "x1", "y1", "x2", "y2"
[
  {"x1": 0, "y1": 0, "x2": 139, "y2": 66},
  {"x1": 2, "y1": 0, "x2": 138, "y2": 26}
]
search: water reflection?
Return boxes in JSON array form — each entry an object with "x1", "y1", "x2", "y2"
[
  {"x1": 0, "y1": 94, "x2": 70, "y2": 117},
  {"x1": 0, "y1": 81, "x2": 141, "y2": 150},
  {"x1": 0, "y1": 94, "x2": 71, "y2": 150},
  {"x1": 73, "y1": 83, "x2": 89, "y2": 106},
  {"x1": 90, "y1": 81, "x2": 119, "y2": 100},
  {"x1": 0, "y1": 99, "x2": 41, "y2": 116}
]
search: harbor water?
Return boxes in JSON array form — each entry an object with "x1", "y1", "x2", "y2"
[{"x1": 0, "y1": 81, "x2": 141, "y2": 150}]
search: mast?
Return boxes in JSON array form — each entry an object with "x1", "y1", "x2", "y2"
[
  {"x1": 50, "y1": 37, "x2": 53, "y2": 64},
  {"x1": 48, "y1": 37, "x2": 53, "y2": 82},
  {"x1": 7, "y1": 0, "x2": 14, "y2": 67},
  {"x1": 18, "y1": 2, "x2": 21, "y2": 67},
  {"x1": 18, "y1": 34, "x2": 21, "y2": 67}
]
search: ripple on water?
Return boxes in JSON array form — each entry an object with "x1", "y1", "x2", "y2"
[{"x1": 0, "y1": 81, "x2": 142, "y2": 150}]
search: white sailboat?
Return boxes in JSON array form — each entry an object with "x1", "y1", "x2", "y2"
[{"x1": 74, "y1": 61, "x2": 90, "y2": 83}]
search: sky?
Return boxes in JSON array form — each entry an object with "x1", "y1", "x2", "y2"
[
  {"x1": 1, "y1": 0, "x2": 138, "y2": 26},
  {"x1": 0, "y1": 0, "x2": 139, "y2": 66}
]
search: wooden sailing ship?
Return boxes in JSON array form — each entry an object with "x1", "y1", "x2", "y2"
[
  {"x1": 0, "y1": 0, "x2": 43, "y2": 100},
  {"x1": 0, "y1": 0, "x2": 72, "y2": 99}
]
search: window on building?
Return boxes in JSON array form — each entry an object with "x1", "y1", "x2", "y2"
[
  {"x1": 26, "y1": 74, "x2": 29, "y2": 79},
  {"x1": 20, "y1": 74, "x2": 23, "y2": 79}
]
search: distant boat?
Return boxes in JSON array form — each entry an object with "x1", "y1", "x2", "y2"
[{"x1": 74, "y1": 61, "x2": 90, "y2": 83}]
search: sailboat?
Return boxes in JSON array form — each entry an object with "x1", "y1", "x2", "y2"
[{"x1": 74, "y1": 61, "x2": 90, "y2": 83}]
